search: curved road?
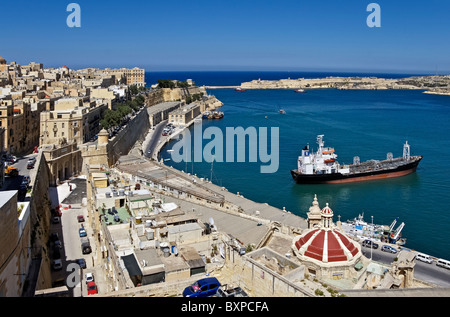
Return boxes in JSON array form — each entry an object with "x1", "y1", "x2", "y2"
[
  {"x1": 360, "y1": 246, "x2": 450, "y2": 288},
  {"x1": 144, "y1": 120, "x2": 167, "y2": 159}
]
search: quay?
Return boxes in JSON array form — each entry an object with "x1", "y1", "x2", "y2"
[{"x1": 115, "y1": 153, "x2": 307, "y2": 248}]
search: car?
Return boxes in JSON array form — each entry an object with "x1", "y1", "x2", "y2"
[
  {"x1": 416, "y1": 253, "x2": 433, "y2": 264},
  {"x1": 52, "y1": 259, "x2": 62, "y2": 270},
  {"x1": 50, "y1": 232, "x2": 59, "y2": 242},
  {"x1": 381, "y1": 245, "x2": 398, "y2": 254},
  {"x1": 27, "y1": 156, "x2": 36, "y2": 164},
  {"x1": 27, "y1": 161, "x2": 35, "y2": 169},
  {"x1": 5, "y1": 155, "x2": 17, "y2": 163},
  {"x1": 21, "y1": 176, "x2": 31, "y2": 187},
  {"x1": 53, "y1": 246, "x2": 61, "y2": 259},
  {"x1": 54, "y1": 240, "x2": 62, "y2": 249},
  {"x1": 183, "y1": 277, "x2": 221, "y2": 297},
  {"x1": 79, "y1": 227, "x2": 87, "y2": 237},
  {"x1": 19, "y1": 183, "x2": 28, "y2": 194},
  {"x1": 85, "y1": 272, "x2": 94, "y2": 284},
  {"x1": 77, "y1": 215, "x2": 85, "y2": 222},
  {"x1": 87, "y1": 281, "x2": 98, "y2": 295},
  {"x1": 362, "y1": 240, "x2": 379, "y2": 249},
  {"x1": 76, "y1": 258, "x2": 87, "y2": 269},
  {"x1": 52, "y1": 216, "x2": 60, "y2": 224},
  {"x1": 216, "y1": 284, "x2": 249, "y2": 297}
]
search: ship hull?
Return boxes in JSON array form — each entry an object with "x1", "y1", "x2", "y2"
[{"x1": 291, "y1": 156, "x2": 422, "y2": 184}]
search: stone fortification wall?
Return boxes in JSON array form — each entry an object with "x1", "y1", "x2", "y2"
[
  {"x1": 146, "y1": 87, "x2": 208, "y2": 107},
  {"x1": 106, "y1": 107, "x2": 150, "y2": 165},
  {"x1": 27, "y1": 152, "x2": 54, "y2": 292}
]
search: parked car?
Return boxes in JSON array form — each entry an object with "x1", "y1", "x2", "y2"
[
  {"x1": 79, "y1": 227, "x2": 87, "y2": 237},
  {"x1": 362, "y1": 240, "x2": 379, "y2": 249},
  {"x1": 183, "y1": 277, "x2": 221, "y2": 297},
  {"x1": 53, "y1": 246, "x2": 61, "y2": 259},
  {"x1": 52, "y1": 259, "x2": 62, "y2": 271},
  {"x1": 52, "y1": 216, "x2": 60, "y2": 224},
  {"x1": 215, "y1": 284, "x2": 248, "y2": 297},
  {"x1": 77, "y1": 215, "x2": 85, "y2": 222},
  {"x1": 19, "y1": 183, "x2": 28, "y2": 194},
  {"x1": 21, "y1": 176, "x2": 31, "y2": 187},
  {"x1": 50, "y1": 232, "x2": 59, "y2": 242},
  {"x1": 87, "y1": 281, "x2": 98, "y2": 295},
  {"x1": 416, "y1": 253, "x2": 433, "y2": 264},
  {"x1": 27, "y1": 156, "x2": 36, "y2": 164},
  {"x1": 85, "y1": 272, "x2": 94, "y2": 283},
  {"x1": 76, "y1": 258, "x2": 87, "y2": 269},
  {"x1": 54, "y1": 240, "x2": 62, "y2": 249},
  {"x1": 27, "y1": 161, "x2": 35, "y2": 169},
  {"x1": 381, "y1": 245, "x2": 398, "y2": 254}
]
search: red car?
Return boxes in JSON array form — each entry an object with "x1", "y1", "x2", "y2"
[
  {"x1": 77, "y1": 215, "x2": 85, "y2": 222},
  {"x1": 87, "y1": 281, "x2": 97, "y2": 295}
]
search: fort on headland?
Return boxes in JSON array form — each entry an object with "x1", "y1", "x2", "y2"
[{"x1": 213, "y1": 75, "x2": 450, "y2": 95}]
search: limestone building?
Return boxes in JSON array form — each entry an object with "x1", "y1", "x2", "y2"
[
  {"x1": 168, "y1": 102, "x2": 201, "y2": 126},
  {"x1": 104, "y1": 67, "x2": 146, "y2": 87},
  {"x1": 39, "y1": 97, "x2": 107, "y2": 145}
]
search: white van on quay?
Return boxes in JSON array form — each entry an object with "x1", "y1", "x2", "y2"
[
  {"x1": 436, "y1": 259, "x2": 450, "y2": 270},
  {"x1": 416, "y1": 253, "x2": 433, "y2": 264}
]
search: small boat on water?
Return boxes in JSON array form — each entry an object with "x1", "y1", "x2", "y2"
[
  {"x1": 202, "y1": 111, "x2": 210, "y2": 119},
  {"x1": 235, "y1": 87, "x2": 246, "y2": 91},
  {"x1": 295, "y1": 89, "x2": 307, "y2": 93},
  {"x1": 279, "y1": 109, "x2": 286, "y2": 114},
  {"x1": 213, "y1": 111, "x2": 224, "y2": 119},
  {"x1": 340, "y1": 213, "x2": 406, "y2": 246}
]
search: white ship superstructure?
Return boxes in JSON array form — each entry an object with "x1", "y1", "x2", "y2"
[{"x1": 297, "y1": 135, "x2": 350, "y2": 176}]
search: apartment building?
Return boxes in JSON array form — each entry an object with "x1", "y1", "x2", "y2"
[
  {"x1": 104, "y1": 67, "x2": 146, "y2": 87},
  {"x1": 40, "y1": 97, "x2": 108, "y2": 146}
]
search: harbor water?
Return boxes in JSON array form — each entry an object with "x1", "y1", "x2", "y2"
[{"x1": 151, "y1": 71, "x2": 450, "y2": 261}]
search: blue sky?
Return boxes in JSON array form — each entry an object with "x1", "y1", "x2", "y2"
[{"x1": 1, "y1": 0, "x2": 449, "y2": 74}]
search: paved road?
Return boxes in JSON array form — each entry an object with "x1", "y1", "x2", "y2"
[
  {"x1": 2, "y1": 153, "x2": 37, "y2": 200},
  {"x1": 361, "y1": 245, "x2": 450, "y2": 288},
  {"x1": 144, "y1": 120, "x2": 167, "y2": 159},
  {"x1": 62, "y1": 178, "x2": 87, "y2": 205}
]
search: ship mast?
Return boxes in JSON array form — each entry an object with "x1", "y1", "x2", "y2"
[
  {"x1": 317, "y1": 135, "x2": 325, "y2": 156},
  {"x1": 403, "y1": 141, "x2": 410, "y2": 161}
]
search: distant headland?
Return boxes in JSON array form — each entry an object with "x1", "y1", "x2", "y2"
[{"x1": 206, "y1": 75, "x2": 450, "y2": 96}]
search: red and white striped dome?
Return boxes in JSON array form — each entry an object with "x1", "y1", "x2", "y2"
[
  {"x1": 293, "y1": 227, "x2": 360, "y2": 263},
  {"x1": 321, "y1": 203, "x2": 333, "y2": 215},
  {"x1": 293, "y1": 199, "x2": 361, "y2": 264}
]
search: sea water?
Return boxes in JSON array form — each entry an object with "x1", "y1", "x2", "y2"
[{"x1": 151, "y1": 72, "x2": 450, "y2": 260}]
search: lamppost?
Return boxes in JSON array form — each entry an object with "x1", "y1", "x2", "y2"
[{"x1": 371, "y1": 215, "x2": 374, "y2": 260}]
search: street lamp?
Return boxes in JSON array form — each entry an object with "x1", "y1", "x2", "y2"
[{"x1": 370, "y1": 215, "x2": 374, "y2": 260}]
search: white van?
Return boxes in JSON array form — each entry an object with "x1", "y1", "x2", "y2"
[
  {"x1": 416, "y1": 253, "x2": 433, "y2": 264},
  {"x1": 436, "y1": 259, "x2": 450, "y2": 269}
]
